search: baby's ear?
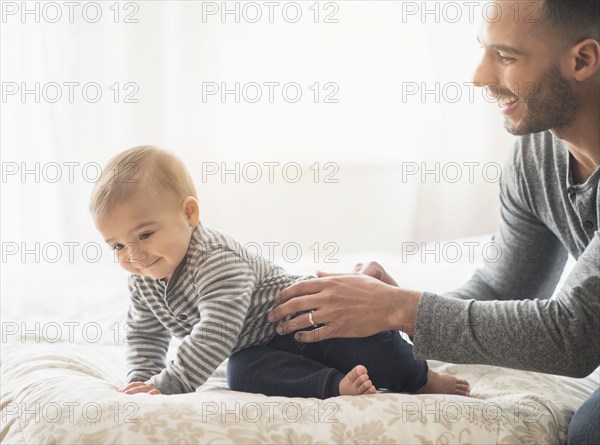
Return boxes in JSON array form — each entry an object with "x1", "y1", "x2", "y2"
[{"x1": 182, "y1": 196, "x2": 200, "y2": 226}]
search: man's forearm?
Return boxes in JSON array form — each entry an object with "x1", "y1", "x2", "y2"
[{"x1": 412, "y1": 289, "x2": 600, "y2": 378}]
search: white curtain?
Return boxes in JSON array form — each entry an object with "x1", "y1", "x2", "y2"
[{"x1": 1, "y1": 1, "x2": 515, "y2": 287}]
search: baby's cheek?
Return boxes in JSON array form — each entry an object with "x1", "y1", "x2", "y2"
[{"x1": 168, "y1": 242, "x2": 188, "y2": 263}]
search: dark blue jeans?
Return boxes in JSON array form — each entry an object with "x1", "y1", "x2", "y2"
[
  {"x1": 566, "y1": 388, "x2": 600, "y2": 445},
  {"x1": 227, "y1": 330, "x2": 428, "y2": 399}
]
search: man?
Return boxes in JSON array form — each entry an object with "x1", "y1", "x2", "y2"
[{"x1": 268, "y1": 1, "x2": 600, "y2": 443}]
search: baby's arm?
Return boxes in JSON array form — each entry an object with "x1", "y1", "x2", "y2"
[
  {"x1": 124, "y1": 276, "x2": 172, "y2": 385},
  {"x1": 149, "y1": 249, "x2": 257, "y2": 394}
]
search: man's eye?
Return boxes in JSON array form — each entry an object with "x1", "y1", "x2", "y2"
[
  {"x1": 112, "y1": 243, "x2": 125, "y2": 251},
  {"x1": 140, "y1": 232, "x2": 153, "y2": 240},
  {"x1": 498, "y1": 54, "x2": 514, "y2": 63}
]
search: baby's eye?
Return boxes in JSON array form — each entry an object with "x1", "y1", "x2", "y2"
[
  {"x1": 111, "y1": 243, "x2": 125, "y2": 251},
  {"x1": 140, "y1": 232, "x2": 153, "y2": 241}
]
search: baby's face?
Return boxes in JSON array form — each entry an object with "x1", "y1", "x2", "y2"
[{"x1": 96, "y1": 194, "x2": 195, "y2": 281}]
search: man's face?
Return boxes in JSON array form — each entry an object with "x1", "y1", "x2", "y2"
[
  {"x1": 473, "y1": 0, "x2": 577, "y2": 135},
  {"x1": 96, "y1": 193, "x2": 194, "y2": 281}
]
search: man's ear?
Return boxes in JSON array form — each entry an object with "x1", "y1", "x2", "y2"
[
  {"x1": 181, "y1": 196, "x2": 200, "y2": 227},
  {"x1": 569, "y1": 38, "x2": 600, "y2": 82}
]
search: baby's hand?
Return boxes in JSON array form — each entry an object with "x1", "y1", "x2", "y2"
[{"x1": 119, "y1": 381, "x2": 161, "y2": 395}]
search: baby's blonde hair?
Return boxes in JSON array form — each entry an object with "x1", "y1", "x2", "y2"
[{"x1": 89, "y1": 145, "x2": 197, "y2": 221}]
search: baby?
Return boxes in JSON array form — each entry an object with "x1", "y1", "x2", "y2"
[{"x1": 90, "y1": 146, "x2": 470, "y2": 398}]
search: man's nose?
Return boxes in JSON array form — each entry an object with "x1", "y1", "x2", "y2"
[{"x1": 472, "y1": 55, "x2": 497, "y2": 89}]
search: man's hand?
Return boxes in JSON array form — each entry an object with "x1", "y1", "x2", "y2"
[
  {"x1": 268, "y1": 273, "x2": 421, "y2": 343},
  {"x1": 119, "y1": 381, "x2": 161, "y2": 395}
]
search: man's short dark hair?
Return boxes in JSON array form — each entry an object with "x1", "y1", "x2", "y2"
[{"x1": 541, "y1": 0, "x2": 600, "y2": 43}]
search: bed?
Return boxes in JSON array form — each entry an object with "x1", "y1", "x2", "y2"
[{"x1": 2, "y1": 236, "x2": 598, "y2": 444}]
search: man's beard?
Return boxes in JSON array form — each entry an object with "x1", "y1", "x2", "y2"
[{"x1": 505, "y1": 64, "x2": 578, "y2": 136}]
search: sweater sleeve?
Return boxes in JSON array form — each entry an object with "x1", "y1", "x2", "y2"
[
  {"x1": 125, "y1": 276, "x2": 172, "y2": 383},
  {"x1": 150, "y1": 249, "x2": 257, "y2": 394},
  {"x1": 443, "y1": 142, "x2": 568, "y2": 302},
  {"x1": 412, "y1": 143, "x2": 600, "y2": 377},
  {"x1": 413, "y1": 232, "x2": 600, "y2": 377}
]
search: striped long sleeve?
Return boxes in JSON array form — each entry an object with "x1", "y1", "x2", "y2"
[
  {"x1": 125, "y1": 276, "x2": 171, "y2": 383},
  {"x1": 149, "y1": 249, "x2": 257, "y2": 394}
]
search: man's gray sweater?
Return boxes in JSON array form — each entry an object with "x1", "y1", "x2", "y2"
[{"x1": 414, "y1": 130, "x2": 599, "y2": 378}]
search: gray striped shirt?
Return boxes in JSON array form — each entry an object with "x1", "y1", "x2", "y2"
[{"x1": 125, "y1": 224, "x2": 307, "y2": 394}]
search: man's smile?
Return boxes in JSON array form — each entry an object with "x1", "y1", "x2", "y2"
[{"x1": 497, "y1": 96, "x2": 520, "y2": 115}]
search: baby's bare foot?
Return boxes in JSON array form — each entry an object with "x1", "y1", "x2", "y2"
[
  {"x1": 339, "y1": 365, "x2": 377, "y2": 396},
  {"x1": 416, "y1": 370, "x2": 470, "y2": 396}
]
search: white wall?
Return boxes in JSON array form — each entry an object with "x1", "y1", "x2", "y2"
[{"x1": 1, "y1": 1, "x2": 515, "y2": 286}]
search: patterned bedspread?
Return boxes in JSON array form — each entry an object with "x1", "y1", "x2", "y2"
[{"x1": 2, "y1": 337, "x2": 598, "y2": 444}]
